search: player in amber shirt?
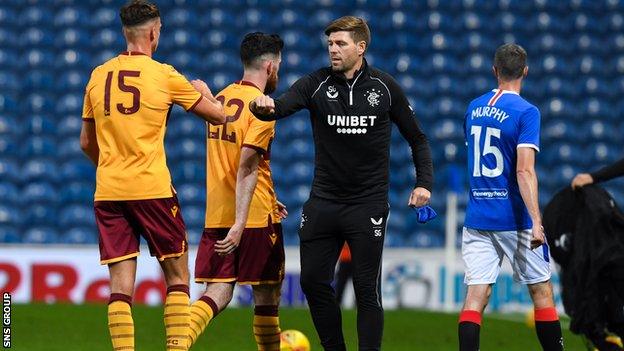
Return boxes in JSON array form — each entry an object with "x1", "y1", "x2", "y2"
[
  {"x1": 79, "y1": 2, "x2": 224, "y2": 350},
  {"x1": 187, "y1": 33, "x2": 286, "y2": 351}
]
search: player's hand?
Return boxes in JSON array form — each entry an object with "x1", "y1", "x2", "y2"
[
  {"x1": 276, "y1": 200, "x2": 288, "y2": 219},
  {"x1": 408, "y1": 187, "x2": 431, "y2": 208},
  {"x1": 530, "y1": 223, "x2": 546, "y2": 250},
  {"x1": 250, "y1": 95, "x2": 275, "y2": 115},
  {"x1": 215, "y1": 224, "x2": 244, "y2": 255},
  {"x1": 571, "y1": 173, "x2": 594, "y2": 189},
  {"x1": 191, "y1": 79, "x2": 213, "y2": 98}
]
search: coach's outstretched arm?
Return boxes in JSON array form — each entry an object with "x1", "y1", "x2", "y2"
[
  {"x1": 250, "y1": 76, "x2": 314, "y2": 121},
  {"x1": 517, "y1": 147, "x2": 544, "y2": 249},
  {"x1": 386, "y1": 76, "x2": 434, "y2": 207}
]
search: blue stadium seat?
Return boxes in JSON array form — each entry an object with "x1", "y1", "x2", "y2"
[
  {"x1": 0, "y1": 158, "x2": 20, "y2": 184},
  {"x1": 0, "y1": 70, "x2": 19, "y2": 91},
  {"x1": 55, "y1": 28, "x2": 90, "y2": 48},
  {"x1": 585, "y1": 120, "x2": 619, "y2": 142},
  {"x1": 94, "y1": 49, "x2": 117, "y2": 64},
  {"x1": 432, "y1": 119, "x2": 463, "y2": 141},
  {"x1": 573, "y1": 56, "x2": 607, "y2": 76},
  {"x1": 542, "y1": 119, "x2": 581, "y2": 142},
  {"x1": 21, "y1": 136, "x2": 57, "y2": 158},
  {"x1": 55, "y1": 93, "x2": 83, "y2": 114},
  {"x1": 172, "y1": 161, "x2": 205, "y2": 183},
  {"x1": 0, "y1": 204, "x2": 20, "y2": 227},
  {"x1": 23, "y1": 182, "x2": 59, "y2": 204},
  {"x1": 92, "y1": 28, "x2": 125, "y2": 49},
  {"x1": 24, "y1": 93, "x2": 54, "y2": 114},
  {"x1": 586, "y1": 143, "x2": 620, "y2": 165},
  {"x1": 570, "y1": 12, "x2": 606, "y2": 34},
  {"x1": 21, "y1": 28, "x2": 54, "y2": 48},
  {"x1": 543, "y1": 143, "x2": 584, "y2": 167},
  {"x1": 55, "y1": 50, "x2": 92, "y2": 70},
  {"x1": 0, "y1": 182, "x2": 18, "y2": 204},
  {"x1": 56, "y1": 70, "x2": 87, "y2": 92},
  {"x1": 25, "y1": 70, "x2": 55, "y2": 91},
  {"x1": 25, "y1": 115, "x2": 56, "y2": 135},
  {"x1": 167, "y1": 114, "x2": 205, "y2": 138},
  {"x1": 285, "y1": 140, "x2": 314, "y2": 160},
  {"x1": 166, "y1": 52, "x2": 201, "y2": 71},
  {"x1": 54, "y1": 6, "x2": 90, "y2": 27},
  {"x1": 91, "y1": 7, "x2": 117, "y2": 28},
  {"x1": 23, "y1": 160, "x2": 59, "y2": 182},
  {"x1": 24, "y1": 205, "x2": 57, "y2": 226},
  {"x1": 18, "y1": 6, "x2": 53, "y2": 27},
  {"x1": 59, "y1": 182, "x2": 94, "y2": 204},
  {"x1": 168, "y1": 138, "x2": 204, "y2": 160},
  {"x1": 551, "y1": 164, "x2": 582, "y2": 185},
  {"x1": 540, "y1": 77, "x2": 577, "y2": 99},
  {"x1": 23, "y1": 227, "x2": 59, "y2": 244},
  {"x1": 541, "y1": 98, "x2": 580, "y2": 121},
  {"x1": 60, "y1": 159, "x2": 95, "y2": 181},
  {"x1": 197, "y1": 9, "x2": 235, "y2": 30},
  {"x1": 164, "y1": 8, "x2": 192, "y2": 28},
  {"x1": 202, "y1": 50, "x2": 239, "y2": 72},
  {"x1": 608, "y1": 33, "x2": 624, "y2": 53},
  {"x1": 61, "y1": 227, "x2": 97, "y2": 245},
  {"x1": 58, "y1": 116, "x2": 82, "y2": 138},
  {"x1": 169, "y1": 29, "x2": 201, "y2": 50},
  {"x1": 182, "y1": 205, "x2": 205, "y2": 230},
  {"x1": 22, "y1": 49, "x2": 55, "y2": 70},
  {"x1": 289, "y1": 185, "x2": 311, "y2": 206},
  {"x1": 284, "y1": 162, "x2": 313, "y2": 186},
  {"x1": 0, "y1": 226, "x2": 20, "y2": 243},
  {"x1": 282, "y1": 31, "x2": 315, "y2": 52},
  {"x1": 580, "y1": 99, "x2": 613, "y2": 121},
  {"x1": 177, "y1": 184, "x2": 204, "y2": 206},
  {"x1": 58, "y1": 139, "x2": 83, "y2": 159},
  {"x1": 0, "y1": 135, "x2": 17, "y2": 156},
  {"x1": 573, "y1": 33, "x2": 607, "y2": 57},
  {"x1": 390, "y1": 144, "x2": 412, "y2": 167},
  {"x1": 59, "y1": 205, "x2": 95, "y2": 227}
]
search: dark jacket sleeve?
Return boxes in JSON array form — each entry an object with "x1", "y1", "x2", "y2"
[
  {"x1": 386, "y1": 74, "x2": 434, "y2": 191},
  {"x1": 590, "y1": 158, "x2": 624, "y2": 183},
  {"x1": 252, "y1": 74, "x2": 313, "y2": 121}
]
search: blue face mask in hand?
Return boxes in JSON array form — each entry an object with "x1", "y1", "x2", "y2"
[{"x1": 413, "y1": 206, "x2": 437, "y2": 224}]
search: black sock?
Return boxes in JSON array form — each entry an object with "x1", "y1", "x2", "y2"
[
  {"x1": 535, "y1": 308, "x2": 563, "y2": 351},
  {"x1": 458, "y1": 310, "x2": 481, "y2": 351}
]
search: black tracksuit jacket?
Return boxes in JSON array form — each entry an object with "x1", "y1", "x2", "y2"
[{"x1": 253, "y1": 59, "x2": 433, "y2": 204}]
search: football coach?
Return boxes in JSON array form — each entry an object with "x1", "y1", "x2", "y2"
[{"x1": 250, "y1": 16, "x2": 434, "y2": 351}]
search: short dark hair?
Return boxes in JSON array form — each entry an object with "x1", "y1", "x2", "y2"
[
  {"x1": 494, "y1": 43, "x2": 527, "y2": 81},
  {"x1": 240, "y1": 32, "x2": 284, "y2": 68},
  {"x1": 120, "y1": 0, "x2": 160, "y2": 27},
  {"x1": 324, "y1": 16, "x2": 371, "y2": 50}
]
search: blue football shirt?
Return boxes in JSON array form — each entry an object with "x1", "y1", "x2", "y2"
[{"x1": 464, "y1": 89, "x2": 541, "y2": 231}]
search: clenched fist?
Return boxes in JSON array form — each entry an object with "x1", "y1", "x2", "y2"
[
  {"x1": 250, "y1": 95, "x2": 276, "y2": 115},
  {"x1": 408, "y1": 187, "x2": 431, "y2": 208}
]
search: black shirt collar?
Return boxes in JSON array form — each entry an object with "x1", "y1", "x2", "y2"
[{"x1": 331, "y1": 57, "x2": 369, "y2": 83}]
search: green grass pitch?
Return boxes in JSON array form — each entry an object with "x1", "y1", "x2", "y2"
[{"x1": 13, "y1": 304, "x2": 587, "y2": 350}]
